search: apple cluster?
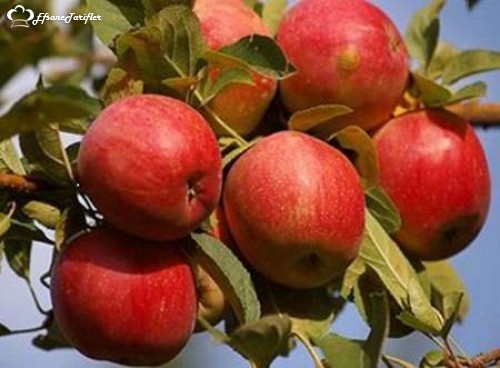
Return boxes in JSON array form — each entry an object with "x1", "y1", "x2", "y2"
[{"x1": 49, "y1": 0, "x2": 491, "y2": 366}]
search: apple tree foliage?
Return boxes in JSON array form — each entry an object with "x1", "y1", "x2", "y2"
[{"x1": 0, "y1": 0, "x2": 499, "y2": 367}]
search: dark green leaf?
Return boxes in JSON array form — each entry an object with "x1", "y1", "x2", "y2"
[
  {"x1": 288, "y1": 105, "x2": 352, "y2": 132},
  {"x1": 447, "y1": 81, "x2": 487, "y2": 105},
  {"x1": 0, "y1": 86, "x2": 102, "y2": 141},
  {"x1": 442, "y1": 50, "x2": 500, "y2": 85},
  {"x1": 405, "y1": 0, "x2": 446, "y2": 70},
  {"x1": 6, "y1": 218, "x2": 53, "y2": 245},
  {"x1": 315, "y1": 292, "x2": 389, "y2": 368},
  {"x1": 55, "y1": 206, "x2": 87, "y2": 252},
  {"x1": 0, "y1": 205, "x2": 15, "y2": 238},
  {"x1": 262, "y1": 0, "x2": 287, "y2": 36},
  {"x1": 365, "y1": 186, "x2": 402, "y2": 234},
  {"x1": 4, "y1": 238, "x2": 32, "y2": 281},
  {"x1": 0, "y1": 322, "x2": 11, "y2": 337},
  {"x1": 142, "y1": 0, "x2": 195, "y2": 18},
  {"x1": 411, "y1": 72, "x2": 452, "y2": 107},
  {"x1": 20, "y1": 127, "x2": 73, "y2": 187},
  {"x1": 229, "y1": 315, "x2": 292, "y2": 368},
  {"x1": 205, "y1": 35, "x2": 296, "y2": 79},
  {"x1": 191, "y1": 233, "x2": 261, "y2": 324},
  {"x1": 0, "y1": 139, "x2": 25, "y2": 175},
  {"x1": 329, "y1": 126, "x2": 379, "y2": 189},
  {"x1": 420, "y1": 350, "x2": 445, "y2": 368},
  {"x1": 360, "y1": 211, "x2": 443, "y2": 334},
  {"x1": 86, "y1": 0, "x2": 145, "y2": 46},
  {"x1": 32, "y1": 315, "x2": 71, "y2": 350},
  {"x1": 466, "y1": 0, "x2": 481, "y2": 10}
]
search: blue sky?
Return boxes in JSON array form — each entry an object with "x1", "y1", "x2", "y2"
[{"x1": 0, "y1": 1, "x2": 499, "y2": 367}]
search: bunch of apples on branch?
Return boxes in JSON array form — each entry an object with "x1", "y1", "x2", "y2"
[{"x1": 0, "y1": 0, "x2": 499, "y2": 367}]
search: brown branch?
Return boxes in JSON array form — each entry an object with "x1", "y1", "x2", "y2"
[
  {"x1": 447, "y1": 101, "x2": 500, "y2": 128},
  {"x1": 468, "y1": 348, "x2": 500, "y2": 367},
  {"x1": 0, "y1": 173, "x2": 38, "y2": 193}
]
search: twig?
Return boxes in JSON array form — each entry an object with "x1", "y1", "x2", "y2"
[
  {"x1": 0, "y1": 173, "x2": 38, "y2": 192},
  {"x1": 292, "y1": 331, "x2": 324, "y2": 368},
  {"x1": 447, "y1": 101, "x2": 500, "y2": 128},
  {"x1": 382, "y1": 354, "x2": 415, "y2": 368}
]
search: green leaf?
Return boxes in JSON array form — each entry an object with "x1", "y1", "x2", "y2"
[
  {"x1": 365, "y1": 186, "x2": 402, "y2": 234},
  {"x1": 149, "y1": 5, "x2": 206, "y2": 77},
  {"x1": 0, "y1": 205, "x2": 15, "y2": 238},
  {"x1": 360, "y1": 211, "x2": 443, "y2": 334},
  {"x1": 21, "y1": 201, "x2": 60, "y2": 229},
  {"x1": 191, "y1": 233, "x2": 261, "y2": 324},
  {"x1": 20, "y1": 127, "x2": 73, "y2": 187},
  {"x1": 0, "y1": 86, "x2": 101, "y2": 141},
  {"x1": 420, "y1": 350, "x2": 445, "y2": 368},
  {"x1": 442, "y1": 50, "x2": 500, "y2": 85},
  {"x1": 314, "y1": 292, "x2": 389, "y2": 368},
  {"x1": 162, "y1": 76, "x2": 199, "y2": 97},
  {"x1": 405, "y1": 0, "x2": 446, "y2": 70},
  {"x1": 423, "y1": 260, "x2": 469, "y2": 323},
  {"x1": 427, "y1": 42, "x2": 460, "y2": 80},
  {"x1": 0, "y1": 139, "x2": 25, "y2": 175},
  {"x1": 205, "y1": 35, "x2": 296, "y2": 80},
  {"x1": 447, "y1": 81, "x2": 487, "y2": 105},
  {"x1": 329, "y1": 125, "x2": 379, "y2": 189},
  {"x1": 55, "y1": 206, "x2": 87, "y2": 252},
  {"x1": 341, "y1": 257, "x2": 367, "y2": 299},
  {"x1": 0, "y1": 322, "x2": 11, "y2": 337},
  {"x1": 262, "y1": 0, "x2": 287, "y2": 36},
  {"x1": 222, "y1": 140, "x2": 257, "y2": 169},
  {"x1": 411, "y1": 72, "x2": 452, "y2": 107},
  {"x1": 86, "y1": 0, "x2": 145, "y2": 46},
  {"x1": 101, "y1": 67, "x2": 144, "y2": 105},
  {"x1": 142, "y1": 0, "x2": 195, "y2": 18},
  {"x1": 228, "y1": 315, "x2": 292, "y2": 368},
  {"x1": 4, "y1": 238, "x2": 32, "y2": 281},
  {"x1": 200, "y1": 67, "x2": 255, "y2": 105},
  {"x1": 288, "y1": 105, "x2": 352, "y2": 132}
]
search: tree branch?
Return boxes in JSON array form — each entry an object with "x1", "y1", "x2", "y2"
[
  {"x1": 0, "y1": 173, "x2": 38, "y2": 192},
  {"x1": 447, "y1": 101, "x2": 500, "y2": 128}
]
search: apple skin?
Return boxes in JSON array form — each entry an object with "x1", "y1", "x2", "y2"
[
  {"x1": 194, "y1": 0, "x2": 277, "y2": 136},
  {"x1": 277, "y1": 0, "x2": 409, "y2": 134},
  {"x1": 373, "y1": 109, "x2": 491, "y2": 260},
  {"x1": 78, "y1": 94, "x2": 222, "y2": 241},
  {"x1": 223, "y1": 131, "x2": 365, "y2": 288},
  {"x1": 50, "y1": 228, "x2": 197, "y2": 366}
]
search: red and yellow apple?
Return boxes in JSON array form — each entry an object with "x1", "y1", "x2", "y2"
[
  {"x1": 50, "y1": 228, "x2": 197, "y2": 366},
  {"x1": 223, "y1": 131, "x2": 365, "y2": 288},
  {"x1": 194, "y1": 0, "x2": 277, "y2": 136},
  {"x1": 78, "y1": 94, "x2": 222, "y2": 241},
  {"x1": 374, "y1": 109, "x2": 491, "y2": 260},
  {"x1": 277, "y1": 0, "x2": 409, "y2": 134}
]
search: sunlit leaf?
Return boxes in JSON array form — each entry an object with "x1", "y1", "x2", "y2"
[
  {"x1": 442, "y1": 50, "x2": 500, "y2": 84},
  {"x1": 365, "y1": 186, "x2": 402, "y2": 234},
  {"x1": 262, "y1": 0, "x2": 287, "y2": 36},
  {"x1": 288, "y1": 105, "x2": 352, "y2": 132}
]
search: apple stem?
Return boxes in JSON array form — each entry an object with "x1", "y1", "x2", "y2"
[{"x1": 292, "y1": 331, "x2": 325, "y2": 368}]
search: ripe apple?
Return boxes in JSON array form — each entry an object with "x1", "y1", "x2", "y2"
[
  {"x1": 194, "y1": 0, "x2": 277, "y2": 136},
  {"x1": 50, "y1": 228, "x2": 197, "y2": 366},
  {"x1": 223, "y1": 131, "x2": 365, "y2": 288},
  {"x1": 78, "y1": 94, "x2": 222, "y2": 241},
  {"x1": 373, "y1": 109, "x2": 491, "y2": 260},
  {"x1": 277, "y1": 0, "x2": 409, "y2": 134}
]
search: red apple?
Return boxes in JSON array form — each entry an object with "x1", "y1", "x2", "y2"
[
  {"x1": 223, "y1": 131, "x2": 365, "y2": 288},
  {"x1": 277, "y1": 0, "x2": 409, "y2": 134},
  {"x1": 374, "y1": 109, "x2": 491, "y2": 260},
  {"x1": 50, "y1": 228, "x2": 197, "y2": 366},
  {"x1": 194, "y1": 0, "x2": 277, "y2": 136},
  {"x1": 78, "y1": 94, "x2": 222, "y2": 241}
]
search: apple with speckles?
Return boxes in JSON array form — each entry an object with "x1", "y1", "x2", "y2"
[
  {"x1": 194, "y1": 0, "x2": 277, "y2": 136},
  {"x1": 374, "y1": 109, "x2": 491, "y2": 260},
  {"x1": 223, "y1": 131, "x2": 365, "y2": 288},
  {"x1": 277, "y1": 0, "x2": 409, "y2": 135},
  {"x1": 78, "y1": 94, "x2": 222, "y2": 241},
  {"x1": 50, "y1": 228, "x2": 197, "y2": 366}
]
